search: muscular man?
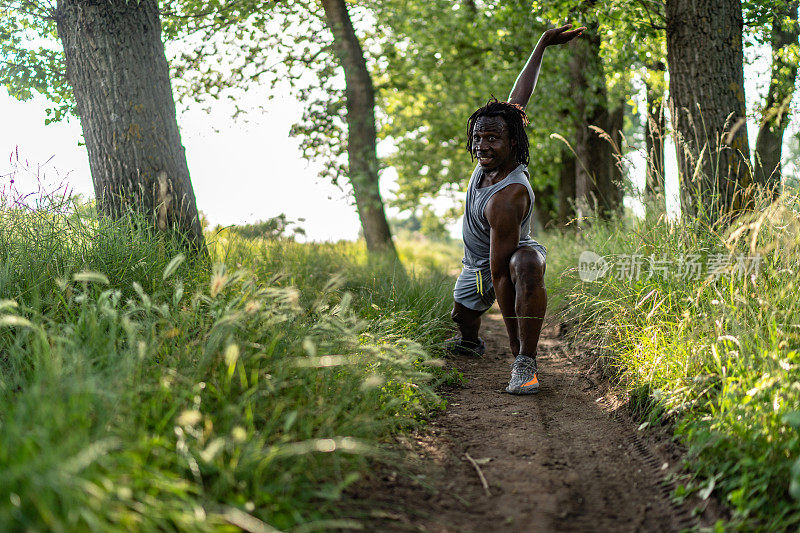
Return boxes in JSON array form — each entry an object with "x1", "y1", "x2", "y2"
[{"x1": 448, "y1": 24, "x2": 585, "y2": 394}]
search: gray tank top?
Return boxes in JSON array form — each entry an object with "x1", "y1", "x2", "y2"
[{"x1": 461, "y1": 163, "x2": 536, "y2": 270}]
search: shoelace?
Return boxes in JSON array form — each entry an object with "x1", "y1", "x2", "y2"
[{"x1": 512, "y1": 356, "x2": 537, "y2": 376}]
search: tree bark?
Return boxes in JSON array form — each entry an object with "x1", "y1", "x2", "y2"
[
  {"x1": 645, "y1": 63, "x2": 666, "y2": 216},
  {"x1": 320, "y1": 0, "x2": 398, "y2": 258},
  {"x1": 666, "y1": 0, "x2": 751, "y2": 222},
  {"x1": 56, "y1": 0, "x2": 204, "y2": 251},
  {"x1": 754, "y1": 0, "x2": 799, "y2": 197}
]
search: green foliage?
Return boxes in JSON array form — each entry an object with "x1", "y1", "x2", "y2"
[
  {"x1": 389, "y1": 212, "x2": 453, "y2": 241},
  {"x1": 743, "y1": 0, "x2": 797, "y2": 34},
  {"x1": 220, "y1": 213, "x2": 307, "y2": 240},
  {"x1": 0, "y1": 0, "x2": 660, "y2": 224},
  {"x1": 0, "y1": 1, "x2": 72, "y2": 122},
  {"x1": 164, "y1": 0, "x2": 350, "y2": 182},
  {"x1": 0, "y1": 194, "x2": 456, "y2": 530},
  {"x1": 162, "y1": 0, "x2": 644, "y2": 218},
  {"x1": 552, "y1": 191, "x2": 800, "y2": 529}
]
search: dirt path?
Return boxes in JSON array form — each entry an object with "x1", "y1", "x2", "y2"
[{"x1": 349, "y1": 311, "x2": 721, "y2": 532}]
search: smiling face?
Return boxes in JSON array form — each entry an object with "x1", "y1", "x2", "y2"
[{"x1": 471, "y1": 115, "x2": 516, "y2": 171}]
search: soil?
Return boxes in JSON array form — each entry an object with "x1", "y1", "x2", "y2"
[{"x1": 346, "y1": 310, "x2": 725, "y2": 532}]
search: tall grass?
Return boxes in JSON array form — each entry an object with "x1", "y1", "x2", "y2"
[
  {"x1": 210, "y1": 229, "x2": 459, "y2": 349},
  {"x1": 0, "y1": 193, "x2": 455, "y2": 529},
  {"x1": 552, "y1": 188, "x2": 800, "y2": 529}
]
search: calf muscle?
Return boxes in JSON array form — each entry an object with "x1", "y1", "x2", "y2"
[{"x1": 509, "y1": 247, "x2": 547, "y2": 357}]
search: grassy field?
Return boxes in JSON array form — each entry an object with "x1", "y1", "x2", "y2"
[
  {"x1": 549, "y1": 191, "x2": 800, "y2": 530},
  {"x1": 0, "y1": 199, "x2": 461, "y2": 530},
  {"x1": 7, "y1": 184, "x2": 800, "y2": 531}
]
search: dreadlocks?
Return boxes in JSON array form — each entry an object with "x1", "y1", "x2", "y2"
[{"x1": 466, "y1": 97, "x2": 530, "y2": 167}]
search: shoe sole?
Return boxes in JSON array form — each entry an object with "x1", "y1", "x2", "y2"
[{"x1": 506, "y1": 385, "x2": 540, "y2": 395}]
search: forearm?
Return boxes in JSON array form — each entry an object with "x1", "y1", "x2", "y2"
[
  {"x1": 493, "y1": 271, "x2": 516, "y2": 320},
  {"x1": 507, "y1": 34, "x2": 549, "y2": 108}
]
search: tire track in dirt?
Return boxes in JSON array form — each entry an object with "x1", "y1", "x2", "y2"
[{"x1": 349, "y1": 311, "x2": 718, "y2": 532}]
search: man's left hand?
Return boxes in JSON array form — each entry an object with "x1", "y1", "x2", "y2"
[{"x1": 543, "y1": 23, "x2": 586, "y2": 46}]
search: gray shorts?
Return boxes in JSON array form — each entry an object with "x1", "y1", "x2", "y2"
[{"x1": 453, "y1": 242, "x2": 547, "y2": 312}]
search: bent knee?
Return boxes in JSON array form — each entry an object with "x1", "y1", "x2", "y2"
[{"x1": 510, "y1": 248, "x2": 546, "y2": 286}]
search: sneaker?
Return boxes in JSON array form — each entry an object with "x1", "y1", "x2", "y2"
[
  {"x1": 444, "y1": 336, "x2": 485, "y2": 356},
  {"x1": 506, "y1": 354, "x2": 539, "y2": 394}
]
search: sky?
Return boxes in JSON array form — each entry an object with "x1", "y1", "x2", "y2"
[
  {"x1": 0, "y1": 85, "x2": 370, "y2": 242},
  {"x1": 0, "y1": 33, "x2": 794, "y2": 242}
]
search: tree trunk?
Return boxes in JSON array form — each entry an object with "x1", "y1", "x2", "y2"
[
  {"x1": 569, "y1": 29, "x2": 595, "y2": 223},
  {"x1": 666, "y1": 0, "x2": 751, "y2": 222},
  {"x1": 533, "y1": 183, "x2": 557, "y2": 232},
  {"x1": 644, "y1": 63, "x2": 666, "y2": 216},
  {"x1": 557, "y1": 148, "x2": 576, "y2": 226},
  {"x1": 569, "y1": 23, "x2": 623, "y2": 222},
  {"x1": 56, "y1": 0, "x2": 204, "y2": 251},
  {"x1": 754, "y1": 0, "x2": 799, "y2": 197},
  {"x1": 320, "y1": 0, "x2": 398, "y2": 258}
]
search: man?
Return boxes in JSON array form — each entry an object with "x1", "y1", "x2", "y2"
[{"x1": 448, "y1": 23, "x2": 585, "y2": 394}]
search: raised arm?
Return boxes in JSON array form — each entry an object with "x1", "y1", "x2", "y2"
[{"x1": 508, "y1": 23, "x2": 586, "y2": 109}]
